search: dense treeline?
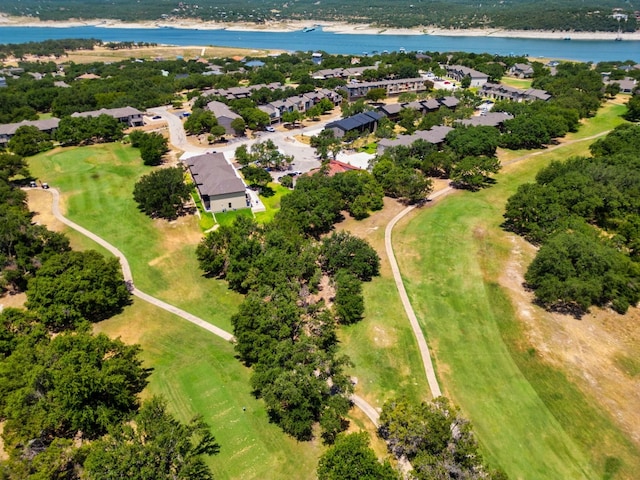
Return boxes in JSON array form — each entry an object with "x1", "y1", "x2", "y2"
[
  {"x1": 196, "y1": 170, "x2": 383, "y2": 441},
  {"x1": 504, "y1": 124, "x2": 640, "y2": 314},
  {"x1": 0, "y1": 38, "x2": 101, "y2": 59},
  {"x1": 1, "y1": 0, "x2": 636, "y2": 32},
  {"x1": 378, "y1": 397, "x2": 506, "y2": 479},
  {"x1": 0, "y1": 152, "x2": 219, "y2": 478}
]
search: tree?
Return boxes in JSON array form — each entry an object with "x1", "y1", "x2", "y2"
[
  {"x1": 130, "y1": 130, "x2": 169, "y2": 166},
  {"x1": 83, "y1": 397, "x2": 219, "y2": 480},
  {"x1": 450, "y1": 155, "x2": 501, "y2": 190},
  {"x1": 7, "y1": 125, "x2": 53, "y2": 157},
  {"x1": 240, "y1": 107, "x2": 270, "y2": 130},
  {"x1": 317, "y1": 432, "x2": 399, "y2": 480},
  {"x1": 133, "y1": 167, "x2": 191, "y2": 220},
  {"x1": 365, "y1": 88, "x2": 387, "y2": 103},
  {"x1": 282, "y1": 110, "x2": 303, "y2": 126},
  {"x1": 241, "y1": 165, "x2": 272, "y2": 189},
  {"x1": 446, "y1": 125, "x2": 500, "y2": 159},
  {"x1": 525, "y1": 229, "x2": 640, "y2": 314},
  {"x1": 25, "y1": 250, "x2": 131, "y2": 330},
  {"x1": 398, "y1": 107, "x2": 420, "y2": 134},
  {"x1": 280, "y1": 174, "x2": 293, "y2": 188},
  {"x1": 319, "y1": 231, "x2": 380, "y2": 281},
  {"x1": 184, "y1": 108, "x2": 218, "y2": 135},
  {"x1": 311, "y1": 129, "x2": 341, "y2": 161},
  {"x1": 333, "y1": 271, "x2": 365, "y2": 325},
  {"x1": 230, "y1": 116, "x2": 246, "y2": 135},
  {"x1": 624, "y1": 94, "x2": 640, "y2": 122},
  {"x1": 0, "y1": 332, "x2": 149, "y2": 446},
  {"x1": 378, "y1": 397, "x2": 496, "y2": 480}
]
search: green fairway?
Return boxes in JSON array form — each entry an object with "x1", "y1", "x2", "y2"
[
  {"x1": 29, "y1": 143, "x2": 323, "y2": 479},
  {"x1": 29, "y1": 144, "x2": 241, "y2": 333},
  {"x1": 392, "y1": 104, "x2": 639, "y2": 479},
  {"x1": 95, "y1": 300, "x2": 321, "y2": 480}
]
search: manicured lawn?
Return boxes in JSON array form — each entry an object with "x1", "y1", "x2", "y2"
[
  {"x1": 215, "y1": 208, "x2": 253, "y2": 226},
  {"x1": 95, "y1": 300, "x2": 321, "y2": 480},
  {"x1": 254, "y1": 182, "x2": 291, "y2": 224},
  {"x1": 498, "y1": 77, "x2": 533, "y2": 89},
  {"x1": 337, "y1": 198, "x2": 431, "y2": 408},
  {"x1": 29, "y1": 143, "x2": 323, "y2": 479},
  {"x1": 28, "y1": 143, "x2": 241, "y2": 333},
  {"x1": 392, "y1": 105, "x2": 639, "y2": 479}
]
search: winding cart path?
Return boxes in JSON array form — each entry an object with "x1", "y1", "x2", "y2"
[{"x1": 38, "y1": 187, "x2": 380, "y2": 425}]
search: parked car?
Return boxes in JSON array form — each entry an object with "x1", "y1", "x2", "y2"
[
  {"x1": 41, "y1": 182, "x2": 49, "y2": 189},
  {"x1": 29, "y1": 181, "x2": 37, "y2": 188},
  {"x1": 265, "y1": 126, "x2": 276, "y2": 132}
]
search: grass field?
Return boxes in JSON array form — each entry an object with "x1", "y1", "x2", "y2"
[
  {"x1": 498, "y1": 76, "x2": 533, "y2": 89},
  {"x1": 254, "y1": 182, "x2": 290, "y2": 224},
  {"x1": 390, "y1": 100, "x2": 640, "y2": 479},
  {"x1": 27, "y1": 143, "x2": 323, "y2": 479},
  {"x1": 95, "y1": 300, "x2": 321, "y2": 479},
  {"x1": 337, "y1": 198, "x2": 431, "y2": 408},
  {"x1": 29, "y1": 143, "x2": 241, "y2": 332}
]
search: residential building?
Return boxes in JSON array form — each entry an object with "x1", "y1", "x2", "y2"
[
  {"x1": 71, "y1": 106, "x2": 144, "y2": 127},
  {"x1": 459, "y1": 111, "x2": 514, "y2": 128},
  {"x1": 377, "y1": 125, "x2": 453, "y2": 153},
  {"x1": 325, "y1": 111, "x2": 383, "y2": 138},
  {"x1": 205, "y1": 101, "x2": 242, "y2": 134},
  {"x1": 0, "y1": 118, "x2": 60, "y2": 146},
  {"x1": 480, "y1": 83, "x2": 551, "y2": 102},
  {"x1": 445, "y1": 65, "x2": 489, "y2": 87},
  {"x1": 343, "y1": 78, "x2": 431, "y2": 100},
  {"x1": 509, "y1": 63, "x2": 534, "y2": 78},
  {"x1": 184, "y1": 152, "x2": 248, "y2": 213}
]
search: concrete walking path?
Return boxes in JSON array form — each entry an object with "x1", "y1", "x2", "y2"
[
  {"x1": 384, "y1": 190, "x2": 454, "y2": 400},
  {"x1": 39, "y1": 187, "x2": 380, "y2": 427},
  {"x1": 44, "y1": 187, "x2": 233, "y2": 341}
]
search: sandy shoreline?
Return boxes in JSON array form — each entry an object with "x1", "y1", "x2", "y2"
[{"x1": 1, "y1": 14, "x2": 639, "y2": 41}]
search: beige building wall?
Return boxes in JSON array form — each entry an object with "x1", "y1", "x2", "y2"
[{"x1": 206, "y1": 191, "x2": 248, "y2": 213}]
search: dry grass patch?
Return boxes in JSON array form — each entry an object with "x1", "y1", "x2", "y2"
[
  {"x1": 64, "y1": 45, "x2": 282, "y2": 64},
  {"x1": 498, "y1": 207, "x2": 640, "y2": 453}
]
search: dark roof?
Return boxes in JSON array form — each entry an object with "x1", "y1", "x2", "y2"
[
  {"x1": 185, "y1": 152, "x2": 246, "y2": 197},
  {"x1": 326, "y1": 111, "x2": 383, "y2": 132}
]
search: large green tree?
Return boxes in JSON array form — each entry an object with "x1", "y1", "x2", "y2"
[
  {"x1": 133, "y1": 167, "x2": 191, "y2": 220},
  {"x1": 7, "y1": 125, "x2": 53, "y2": 157},
  {"x1": 25, "y1": 250, "x2": 130, "y2": 330},
  {"x1": 0, "y1": 332, "x2": 149, "y2": 446},
  {"x1": 317, "y1": 432, "x2": 398, "y2": 480},
  {"x1": 83, "y1": 397, "x2": 219, "y2": 480}
]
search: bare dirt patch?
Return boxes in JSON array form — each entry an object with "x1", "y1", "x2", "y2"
[
  {"x1": 500, "y1": 234, "x2": 640, "y2": 447},
  {"x1": 27, "y1": 189, "x2": 67, "y2": 233},
  {"x1": 0, "y1": 292, "x2": 26, "y2": 310},
  {"x1": 335, "y1": 196, "x2": 406, "y2": 278}
]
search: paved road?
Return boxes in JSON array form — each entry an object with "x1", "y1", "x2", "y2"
[{"x1": 38, "y1": 187, "x2": 381, "y2": 427}]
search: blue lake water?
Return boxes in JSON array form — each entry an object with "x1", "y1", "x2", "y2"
[{"x1": 0, "y1": 25, "x2": 637, "y2": 63}]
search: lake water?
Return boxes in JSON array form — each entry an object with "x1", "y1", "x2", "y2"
[{"x1": 0, "y1": 25, "x2": 638, "y2": 63}]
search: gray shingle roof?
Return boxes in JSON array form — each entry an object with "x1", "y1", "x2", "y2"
[{"x1": 185, "y1": 152, "x2": 246, "y2": 197}]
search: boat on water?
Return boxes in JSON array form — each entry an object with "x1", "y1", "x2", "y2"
[{"x1": 302, "y1": 26, "x2": 316, "y2": 33}]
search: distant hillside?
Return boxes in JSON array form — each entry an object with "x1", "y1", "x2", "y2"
[{"x1": 1, "y1": 0, "x2": 638, "y2": 32}]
